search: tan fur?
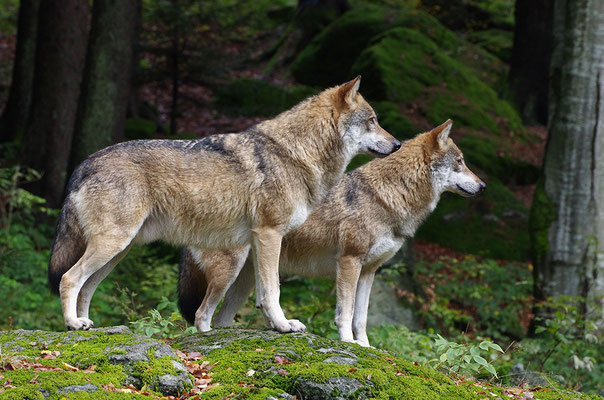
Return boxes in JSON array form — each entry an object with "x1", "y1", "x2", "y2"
[
  {"x1": 49, "y1": 77, "x2": 401, "y2": 332},
  {"x1": 177, "y1": 120, "x2": 485, "y2": 345}
]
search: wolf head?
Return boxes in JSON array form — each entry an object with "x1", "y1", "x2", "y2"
[
  {"x1": 335, "y1": 76, "x2": 401, "y2": 157},
  {"x1": 426, "y1": 120, "x2": 485, "y2": 197}
]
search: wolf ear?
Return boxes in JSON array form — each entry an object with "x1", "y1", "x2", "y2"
[
  {"x1": 338, "y1": 75, "x2": 361, "y2": 107},
  {"x1": 431, "y1": 119, "x2": 453, "y2": 148}
]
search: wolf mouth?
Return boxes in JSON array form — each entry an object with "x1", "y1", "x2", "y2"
[
  {"x1": 368, "y1": 148, "x2": 391, "y2": 157},
  {"x1": 456, "y1": 184, "x2": 474, "y2": 195}
]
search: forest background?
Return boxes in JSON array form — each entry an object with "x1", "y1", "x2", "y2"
[{"x1": 0, "y1": 0, "x2": 602, "y2": 396}]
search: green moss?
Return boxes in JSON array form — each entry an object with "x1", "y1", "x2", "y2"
[
  {"x1": 291, "y1": 5, "x2": 395, "y2": 87},
  {"x1": 0, "y1": 329, "x2": 188, "y2": 399},
  {"x1": 172, "y1": 329, "x2": 518, "y2": 400},
  {"x1": 457, "y1": 134, "x2": 540, "y2": 184},
  {"x1": 466, "y1": 29, "x2": 513, "y2": 62},
  {"x1": 214, "y1": 78, "x2": 317, "y2": 117},
  {"x1": 351, "y1": 26, "x2": 524, "y2": 137},
  {"x1": 529, "y1": 179, "x2": 556, "y2": 269}
]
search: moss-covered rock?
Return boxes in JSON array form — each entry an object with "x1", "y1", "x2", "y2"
[
  {"x1": 351, "y1": 26, "x2": 524, "y2": 136},
  {"x1": 214, "y1": 78, "x2": 317, "y2": 117},
  {"x1": 169, "y1": 328, "x2": 600, "y2": 400},
  {"x1": 290, "y1": 5, "x2": 393, "y2": 87},
  {"x1": 0, "y1": 326, "x2": 192, "y2": 399},
  {"x1": 466, "y1": 29, "x2": 513, "y2": 62}
]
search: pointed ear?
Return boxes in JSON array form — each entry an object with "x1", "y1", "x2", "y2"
[
  {"x1": 338, "y1": 75, "x2": 361, "y2": 107},
  {"x1": 431, "y1": 119, "x2": 453, "y2": 148}
]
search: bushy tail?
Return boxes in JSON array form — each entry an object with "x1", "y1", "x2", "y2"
[
  {"x1": 48, "y1": 200, "x2": 86, "y2": 294},
  {"x1": 177, "y1": 248, "x2": 207, "y2": 325}
]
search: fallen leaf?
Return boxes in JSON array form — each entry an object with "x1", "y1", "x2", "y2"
[
  {"x1": 274, "y1": 355, "x2": 293, "y2": 365},
  {"x1": 188, "y1": 351, "x2": 203, "y2": 360},
  {"x1": 29, "y1": 375, "x2": 39, "y2": 384},
  {"x1": 278, "y1": 368, "x2": 288, "y2": 376},
  {"x1": 348, "y1": 368, "x2": 357, "y2": 372},
  {"x1": 254, "y1": 348, "x2": 264, "y2": 352},
  {"x1": 246, "y1": 369, "x2": 255, "y2": 377},
  {"x1": 62, "y1": 362, "x2": 78, "y2": 371},
  {"x1": 367, "y1": 374, "x2": 372, "y2": 380}
]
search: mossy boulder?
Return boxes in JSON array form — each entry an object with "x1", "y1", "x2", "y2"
[
  {"x1": 351, "y1": 27, "x2": 523, "y2": 135},
  {"x1": 214, "y1": 78, "x2": 317, "y2": 117},
  {"x1": 169, "y1": 328, "x2": 599, "y2": 400},
  {"x1": 0, "y1": 326, "x2": 192, "y2": 399}
]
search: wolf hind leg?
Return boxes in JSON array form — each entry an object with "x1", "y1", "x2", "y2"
[
  {"x1": 214, "y1": 255, "x2": 255, "y2": 327},
  {"x1": 76, "y1": 244, "x2": 133, "y2": 321},
  {"x1": 194, "y1": 246, "x2": 250, "y2": 332},
  {"x1": 60, "y1": 235, "x2": 134, "y2": 330}
]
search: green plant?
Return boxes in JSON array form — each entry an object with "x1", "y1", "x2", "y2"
[
  {"x1": 406, "y1": 256, "x2": 532, "y2": 340},
  {"x1": 129, "y1": 297, "x2": 196, "y2": 339},
  {"x1": 432, "y1": 334, "x2": 504, "y2": 378}
]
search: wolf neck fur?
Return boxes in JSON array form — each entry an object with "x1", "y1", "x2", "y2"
[
  {"x1": 363, "y1": 136, "x2": 437, "y2": 234},
  {"x1": 253, "y1": 92, "x2": 350, "y2": 205}
]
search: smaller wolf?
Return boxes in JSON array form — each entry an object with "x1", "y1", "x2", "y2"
[{"x1": 178, "y1": 120, "x2": 485, "y2": 346}]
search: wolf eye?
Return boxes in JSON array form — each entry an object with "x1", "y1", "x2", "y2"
[
  {"x1": 457, "y1": 158, "x2": 463, "y2": 165},
  {"x1": 368, "y1": 117, "x2": 376, "y2": 124}
]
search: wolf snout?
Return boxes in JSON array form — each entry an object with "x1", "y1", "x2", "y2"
[
  {"x1": 478, "y1": 181, "x2": 486, "y2": 192},
  {"x1": 392, "y1": 140, "x2": 401, "y2": 152}
]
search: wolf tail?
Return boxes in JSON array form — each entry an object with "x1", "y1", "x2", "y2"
[
  {"x1": 48, "y1": 199, "x2": 86, "y2": 294},
  {"x1": 177, "y1": 248, "x2": 207, "y2": 325}
]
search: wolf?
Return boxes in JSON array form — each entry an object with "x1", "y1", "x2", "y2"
[
  {"x1": 177, "y1": 120, "x2": 485, "y2": 346},
  {"x1": 48, "y1": 76, "x2": 401, "y2": 332}
]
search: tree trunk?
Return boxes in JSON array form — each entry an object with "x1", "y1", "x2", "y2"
[
  {"x1": 508, "y1": 0, "x2": 554, "y2": 125},
  {"x1": 69, "y1": 0, "x2": 140, "y2": 171},
  {"x1": 530, "y1": 0, "x2": 604, "y2": 329},
  {"x1": 19, "y1": 0, "x2": 90, "y2": 207},
  {"x1": 0, "y1": 0, "x2": 40, "y2": 142}
]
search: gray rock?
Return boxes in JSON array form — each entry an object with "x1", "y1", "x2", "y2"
[
  {"x1": 322, "y1": 356, "x2": 357, "y2": 365},
  {"x1": 443, "y1": 211, "x2": 467, "y2": 222},
  {"x1": 367, "y1": 276, "x2": 418, "y2": 330},
  {"x1": 509, "y1": 363, "x2": 550, "y2": 387},
  {"x1": 482, "y1": 213, "x2": 501, "y2": 223},
  {"x1": 152, "y1": 372, "x2": 192, "y2": 397},
  {"x1": 296, "y1": 377, "x2": 372, "y2": 400},
  {"x1": 57, "y1": 384, "x2": 98, "y2": 394},
  {"x1": 317, "y1": 347, "x2": 356, "y2": 357}
]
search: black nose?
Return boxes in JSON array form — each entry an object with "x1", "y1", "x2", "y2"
[
  {"x1": 479, "y1": 182, "x2": 486, "y2": 192},
  {"x1": 392, "y1": 140, "x2": 401, "y2": 152}
]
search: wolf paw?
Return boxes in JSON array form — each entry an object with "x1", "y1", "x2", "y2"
[
  {"x1": 66, "y1": 317, "x2": 94, "y2": 331},
  {"x1": 274, "y1": 319, "x2": 306, "y2": 333}
]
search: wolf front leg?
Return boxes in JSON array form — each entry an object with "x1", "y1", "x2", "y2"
[
  {"x1": 251, "y1": 227, "x2": 306, "y2": 333},
  {"x1": 351, "y1": 271, "x2": 376, "y2": 347},
  {"x1": 335, "y1": 255, "x2": 363, "y2": 343}
]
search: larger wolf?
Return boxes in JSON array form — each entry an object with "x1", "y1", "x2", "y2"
[
  {"x1": 48, "y1": 77, "x2": 400, "y2": 332},
  {"x1": 178, "y1": 120, "x2": 485, "y2": 346}
]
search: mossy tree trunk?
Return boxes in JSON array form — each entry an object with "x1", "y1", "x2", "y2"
[
  {"x1": 531, "y1": 0, "x2": 604, "y2": 329},
  {"x1": 69, "y1": 0, "x2": 140, "y2": 171},
  {"x1": 508, "y1": 0, "x2": 553, "y2": 125},
  {"x1": 19, "y1": 0, "x2": 90, "y2": 207},
  {"x1": 0, "y1": 0, "x2": 40, "y2": 143}
]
